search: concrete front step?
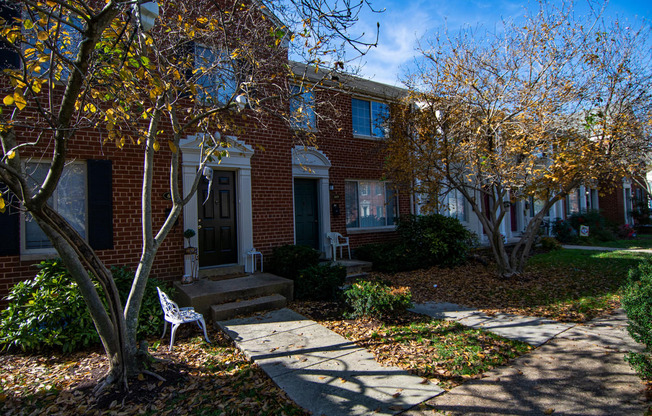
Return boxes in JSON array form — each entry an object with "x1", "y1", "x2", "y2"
[
  {"x1": 173, "y1": 273, "x2": 293, "y2": 319},
  {"x1": 199, "y1": 264, "x2": 245, "y2": 279},
  {"x1": 211, "y1": 294, "x2": 287, "y2": 321},
  {"x1": 324, "y1": 259, "x2": 373, "y2": 278}
]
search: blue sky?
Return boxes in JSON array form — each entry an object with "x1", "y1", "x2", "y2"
[{"x1": 349, "y1": 0, "x2": 652, "y2": 86}]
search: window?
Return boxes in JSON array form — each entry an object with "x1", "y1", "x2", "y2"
[
  {"x1": 22, "y1": 163, "x2": 87, "y2": 253},
  {"x1": 6, "y1": 160, "x2": 113, "y2": 257},
  {"x1": 195, "y1": 44, "x2": 238, "y2": 104},
  {"x1": 290, "y1": 85, "x2": 316, "y2": 130},
  {"x1": 567, "y1": 190, "x2": 581, "y2": 215},
  {"x1": 345, "y1": 180, "x2": 397, "y2": 229},
  {"x1": 22, "y1": 10, "x2": 83, "y2": 81},
  {"x1": 443, "y1": 189, "x2": 467, "y2": 222},
  {"x1": 351, "y1": 98, "x2": 389, "y2": 137}
]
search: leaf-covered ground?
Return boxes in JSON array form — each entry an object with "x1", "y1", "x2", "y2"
[
  {"x1": 0, "y1": 326, "x2": 308, "y2": 416},
  {"x1": 2, "y1": 248, "x2": 648, "y2": 414},
  {"x1": 291, "y1": 301, "x2": 532, "y2": 391},
  {"x1": 375, "y1": 249, "x2": 651, "y2": 322}
]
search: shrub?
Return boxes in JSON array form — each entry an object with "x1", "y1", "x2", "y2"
[
  {"x1": 356, "y1": 214, "x2": 476, "y2": 273},
  {"x1": 295, "y1": 264, "x2": 346, "y2": 301},
  {"x1": 397, "y1": 214, "x2": 477, "y2": 268},
  {"x1": 0, "y1": 260, "x2": 99, "y2": 352},
  {"x1": 622, "y1": 260, "x2": 652, "y2": 380},
  {"x1": 0, "y1": 260, "x2": 169, "y2": 353},
  {"x1": 552, "y1": 218, "x2": 576, "y2": 243},
  {"x1": 355, "y1": 242, "x2": 415, "y2": 273},
  {"x1": 539, "y1": 236, "x2": 562, "y2": 251},
  {"x1": 111, "y1": 265, "x2": 167, "y2": 340},
  {"x1": 268, "y1": 245, "x2": 321, "y2": 280},
  {"x1": 343, "y1": 281, "x2": 413, "y2": 319},
  {"x1": 617, "y1": 224, "x2": 636, "y2": 239}
]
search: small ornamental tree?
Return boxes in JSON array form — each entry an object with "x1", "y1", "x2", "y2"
[
  {"x1": 386, "y1": 0, "x2": 652, "y2": 277},
  {"x1": 0, "y1": 0, "x2": 380, "y2": 391}
]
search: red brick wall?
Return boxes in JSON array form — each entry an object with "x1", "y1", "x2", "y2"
[
  {"x1": 0, "y1": 131, "x2": 185, "y2": 308},
  {"x1": 0, "y1": 86, "x2": 405, "y2": 307}
]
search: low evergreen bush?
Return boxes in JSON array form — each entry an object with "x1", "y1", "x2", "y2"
[
  {"x1": 552, "y1": 218, "x2": 576, "y2": 243},
  {"x1": 343, "y1": 281, "x2": 412, "y2": 319},
  {"x1": 356, "y1": 214, "x2": 476, "y2": 273},
  {"x1": 355, "y1": 242, "x2": 415, "y2": 273},
  {"x1": 267, "y1": 245, "x2": 321, "y2": 279},
  {"x1": 622, "y1": 259, "x2": 652, "y2": 380},
  {"x1": 539, "y1": 236, "x2": 562, "y2": 251},
  {"x1": 0, "y1": 260, "x2": 169, "y2": 353},
  {"x1": 0, "y1": 260, "x2": 98, "y2": 352},
  {"x1": 295, "y1": 264, "x2": 346, "y2": 301}
]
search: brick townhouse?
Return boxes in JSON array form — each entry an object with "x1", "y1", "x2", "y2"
[{"x1": 0, "y1": 2, "x2": 410, "y2": 306}]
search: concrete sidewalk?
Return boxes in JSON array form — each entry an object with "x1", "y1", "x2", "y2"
[
  {"x1": 404, "y1": 309, "x2": 648, "y2": 416},
  {"x1": 218, "y1": 308, "x2": 444, "y2": 415},
  {"x1": 562, "y1": 244, "x2": 652, "y2": 254},
  {"x1": 409, "y1": 302, "x2": 575, "y2": 346},
  {"x1": 218, "y1": 305, "x2": 648, "y2": 415}
]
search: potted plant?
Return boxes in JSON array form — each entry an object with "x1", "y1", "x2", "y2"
[{"x1": 184, "y1": 229, "x2": 197, "y2": 255}]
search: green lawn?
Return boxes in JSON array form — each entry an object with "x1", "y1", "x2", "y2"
[{"x1": 571, "y1": 234, "x2": 652, "y2": 249}]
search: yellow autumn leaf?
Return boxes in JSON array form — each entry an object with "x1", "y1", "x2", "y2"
[
  {"x1": 83, "y1": 103, "x2": 97, "y2": 113},
  {"x1": 0, "y1": 196, "x2": 5, "y2": 214},
  {"x1": 13, "y1": 91, "x2": 26, "y2": 110},
  {"x1": 7, "y1": 150, "x2": 15, "y2": 159},
  {"x1": 152, "y1": 141, "x2": 160, "y2": 151},
  {"x1": 168, "y1": 140, "x2": 178, "y2": 153},
  {"x1": 31, "y1": 81, "x2": 41, "y2": 93},
  {"x1": 37, "y1": 31, "x2": 48, "y2": 41},
  {"x1": 3, "y1": 95, "x2": 14, "y2": 106}
]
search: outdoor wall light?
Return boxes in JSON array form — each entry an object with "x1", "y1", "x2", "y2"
[
  {"x1": 235, "y1": 94, "x2": 248, "y2": 111},
  {"x1": 329, "y1": 184, "x2": 334, "y2": 191},
  {"x1": 135, "y1": 1, "x2": 159, "y2": 32},
  {"x1": 503, "y1": 200, "x2": 511, "y2": 208}
]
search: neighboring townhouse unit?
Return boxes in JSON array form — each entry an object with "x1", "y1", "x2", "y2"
[{"x1": 0, "y1": 3, "x2": 409, "y2": 306}]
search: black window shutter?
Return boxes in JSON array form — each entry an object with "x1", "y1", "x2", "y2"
[
  {"x1": 87, "y1": 160, "x2": 113, "y2": 250},
  {"x1": 0, "y1": 3, "x2": 20, "y2": 69},
  {"x1": 0, "y1": 191, "x2": 19, "y2": 256}
]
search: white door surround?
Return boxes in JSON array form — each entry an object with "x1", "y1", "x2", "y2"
[
  {"x1": 292, "y1": 146, "x2": 332, "y2": 257},
  {"x1": 180, "y1": 134, "x2": 255, "y2": 273}
]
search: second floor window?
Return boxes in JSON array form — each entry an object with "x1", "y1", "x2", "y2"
[
  {"x1": 352, "y1": 98, "x2": 389, "y2": 138},
  {"x1": 290, "y1": 85, "x2": 316, "y2": 130},
  {"x1": 195, "y1": 44, "x2": 238, "y2": 104}
]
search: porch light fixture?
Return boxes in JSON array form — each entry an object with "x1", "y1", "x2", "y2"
[
  {"x1": 329, "y1": 184, "x2": 334, "y2": 191},
  {"x1": 235, "y1": 94, "x2": 248, "y2": 111},
  {"x1": 503, "y1": 200, "x2": 511, "y2": 209},
  {"x1": 135, "y1": 1, "x2": 159, "y2": 32}
]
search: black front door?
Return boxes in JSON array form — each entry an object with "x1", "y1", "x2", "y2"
[
  {"x1": 294, "y1": 179, "x2": 319, "y2": 249},
  {"x1": 198, "y1": 171, "x2": 237, "y2": 267}
]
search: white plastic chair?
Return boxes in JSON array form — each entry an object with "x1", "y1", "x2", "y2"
[
  {"x1": 157, "y1": 287, "x2": 210, "y2": 351},
  {"x1": 327, "y1": 232, "x2": 351, "y2": 261}
]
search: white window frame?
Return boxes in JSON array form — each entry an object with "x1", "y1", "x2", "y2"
[
  {"x1": 345, "y1": 179, "x2": 398, "y2": 232},
  {"x1": 351, "y1": 98, "x2": 389, "y2": 139},
  {"x1": 20, "y1": 161, "x2": 88, "y2": 258}
]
